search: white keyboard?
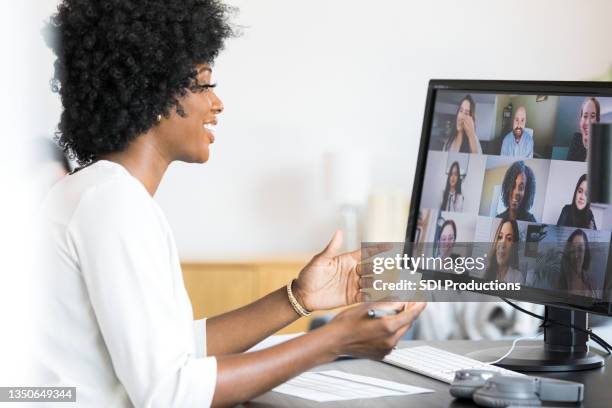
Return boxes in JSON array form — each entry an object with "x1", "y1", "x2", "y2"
[{"x1": 383, "y1": 346, "x2": 526, "y2": 383}]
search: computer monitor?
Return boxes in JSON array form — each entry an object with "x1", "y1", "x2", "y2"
[{"x1": 405, "y1": 80, "x2": 612, "y2": 371}]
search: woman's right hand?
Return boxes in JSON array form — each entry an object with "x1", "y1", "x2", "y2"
[
  {"x1": 325, "y1": 302, "x2": 426, "y2": 360},
  {"x1": 462, "y1": 114, "x2": 477, "y2": 140},
  {"x1": 211, "y1": 301, "x2": 425, "y2": 406}
]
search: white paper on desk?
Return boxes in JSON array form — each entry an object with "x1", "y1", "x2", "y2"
[
  {"x1": 247, "y1": 332, "x2": 305, "y2": 353},
  {"x1": 272, "y1": 370, "x2": 434, "y2": 402}
]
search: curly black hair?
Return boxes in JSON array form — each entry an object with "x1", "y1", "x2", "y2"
[
  {"x1": 501, "y1": 160, "x2": 536, "y2": 211},
  {"x1": 45, "y1": 0, "x2": 235, "y2": 164}
]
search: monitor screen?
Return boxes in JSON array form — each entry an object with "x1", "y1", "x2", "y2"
[{"x1": 406, "y1": 81, "x2": 612, "y2": 313}]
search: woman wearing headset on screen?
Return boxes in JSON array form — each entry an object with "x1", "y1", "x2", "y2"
[
  {"x1": 485, "y1": 218, "x2": 525, "y2": 284},
  {"x1": 37, "y1": 1, "x2": 426, "y2": 407},
  {"x1": 442, "y1": 95, "x2": 483, "y2": 154},
  {"x1": 440, "y1": 161, "x2": 464, "y2": 212},
  {"x1": 557, "y1": 174, "x2": 597, "y2": 229},
  {"x1": 558, "y1": 229, "x2": 597, "y2": 298},
  {"x1": 496, "y1": 161, "x2": 537, "y2": 222}
]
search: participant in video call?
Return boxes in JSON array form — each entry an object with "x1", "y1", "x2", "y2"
[
  {"x1": 436, "y1": 219, "x2": 457, "y2": 259},
  {"x1": 567, "y1": 97, "x2": 600, "y2": 162},
  {"x1": 440, "y1": 161, "x2": 464, "y2": 212},
  {"x1": 496, "y1": 161, "x2": 536, "y2": 222},
  {"x1": 442, "y1": 95, "x2": 483, "y2": 154},
  {"x1": 558, "y1": 229, "x2": 596, "y2": 298},
  {"x1": 500, "y1": 106, "x2": 534, "y2": 158},
  {"x1": 557, "y1": 174, "x2": 597, "y2": 230},
  {"x1": 485, "y1": 218, "x2": 524, "y2": 284}
]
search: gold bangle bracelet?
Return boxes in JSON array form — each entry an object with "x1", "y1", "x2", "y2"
[{"x1": 286, "y1": 280, "x2": 311, "y2": 317}]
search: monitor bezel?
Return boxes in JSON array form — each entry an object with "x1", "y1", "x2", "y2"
[{"x1": 405, "y1": 79, "x2": 612, "y2": 316}]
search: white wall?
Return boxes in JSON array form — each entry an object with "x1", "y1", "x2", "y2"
[
  {"x1": 2, "y1": 0, "x2": 41, "y2": 385},
  {"x1": 32, "y1": 0, "x2": 612, "y2": 260}
]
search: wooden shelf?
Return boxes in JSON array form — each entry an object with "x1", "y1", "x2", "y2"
[{"x1": 182, "y1": 259, "x2": 324, "y2": 334}]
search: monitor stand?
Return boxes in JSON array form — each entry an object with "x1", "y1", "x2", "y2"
[{"x1": 467, "y1": 306, "x2": 605, "y2": 372}]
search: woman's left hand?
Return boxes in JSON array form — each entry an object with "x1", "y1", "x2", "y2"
[{"x1": 293, "y1": 231, "x2": 389, "y2": 312}]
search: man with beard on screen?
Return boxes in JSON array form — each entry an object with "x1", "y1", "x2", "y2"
[{"x1": 500, "y1": 106, "x2": 534, "y2": 158}]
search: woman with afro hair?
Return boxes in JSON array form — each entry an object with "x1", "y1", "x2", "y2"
[
  {"x1": 496, "y1": 160, "x2": 537, "y2": 222},
  {"x1": 37, "y1": 1, "x2": 425, "y2": 406}
]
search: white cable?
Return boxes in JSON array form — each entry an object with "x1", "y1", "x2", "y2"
[{"x1": 485, "y1": 333, "x2": 543, "y2": 365}]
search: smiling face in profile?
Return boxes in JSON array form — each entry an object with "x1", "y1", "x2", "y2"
[{"x1": 155, "y1": 64, "x2": 224, "y2": 164}]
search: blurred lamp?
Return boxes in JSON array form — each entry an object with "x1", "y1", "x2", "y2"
[{"x1": 324, "y1": 150, "x2": 371, "y2": 251}]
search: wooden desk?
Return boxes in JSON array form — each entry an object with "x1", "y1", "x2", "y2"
[{"x1": 245, "y1": 340, "x2": 610, "y2": 407}]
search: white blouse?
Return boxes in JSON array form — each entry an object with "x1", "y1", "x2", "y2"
[
  {"x1": 34, "y1": 160, "x2": 216, "y2": 407},
  {"x1": 443, "y1": 191, "x2": 464, "y2": 212}
]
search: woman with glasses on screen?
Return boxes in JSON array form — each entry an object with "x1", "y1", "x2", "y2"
[
  {"x1": 557, "y1": 174, "x2": 597, "y2": 230},
  {"x1": 567, "y1": 97, "x2": 600, "y2": 162},
  {"x1": 558, "y1": 229, "x2": 597, "y2": 298},
  {"x1": 37, "y1": 1, "x2": 425, "y2": 406},
  {"x1": 443, "y1": 94, "x2": 483, "y2": 154},
  {"x1": 496, "y1": 161, "x2": 537, "y2": 222},
  {"x1": 485, "y1": 218, "x2": 525, "y2": 284},
  {"x1": 440, "y1": 161, "x2": 464, "y2": 212}
]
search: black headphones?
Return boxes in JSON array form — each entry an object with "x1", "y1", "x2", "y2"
[{"x1": 450, "y1": 369, "x2": 584, "y2": 407}]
